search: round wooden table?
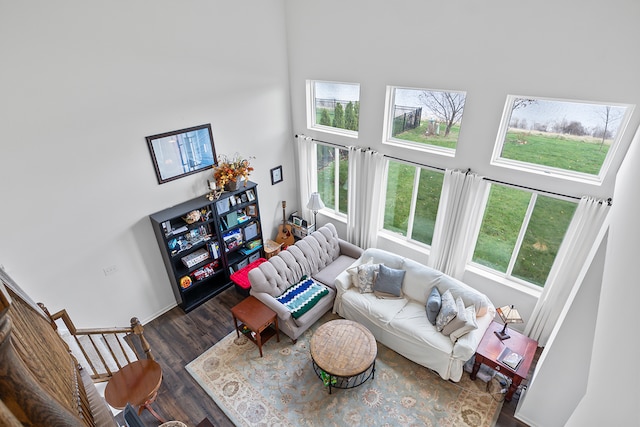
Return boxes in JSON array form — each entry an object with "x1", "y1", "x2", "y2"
[
  {"x1": 310, "y1": 319, "x2": 376, "y2": 393},
  {"x1": 104, "y1": 359, "x2": 164, "y2": 422}
]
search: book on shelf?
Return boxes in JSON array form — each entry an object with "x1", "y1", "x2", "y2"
[{"x1": 498, "y1": 347, "x2": 523, "y2": 370}]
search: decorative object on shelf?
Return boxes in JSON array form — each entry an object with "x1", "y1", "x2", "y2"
[
  {"x1": 206, "y1": 180, "x2": 222, "y2": 201},
  {"x1": 182, "y1": 210, "x2": 201, "y2": 224},
  {"x1": 270, "y1": 165, "x2": 283, "y2": 185},
  {"x1": 494, "y1": 305, "x2": 524, "y2": 340},
  {"x1": 306, "y1": 192, "x2": 325, "y2": 227},
  {"x1": 179, "y1": 276, "x2": 192, "y2": 289},
  {"x1": 213, "y1": 153, "x2": 254, "y2": 191},
  {"x1": 146, "y1": 124, "x2": 217, "y2": 185}
]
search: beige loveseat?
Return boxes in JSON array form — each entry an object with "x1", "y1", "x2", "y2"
[
  {"x1": 334, "y1": 248, "x2": 495, "y2": 381},
  {"x1": 248, "y1": 223, "x2": 363, "y2": 341}
]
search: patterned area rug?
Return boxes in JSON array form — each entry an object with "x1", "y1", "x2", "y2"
[{"x1": 186, "y1": 313, "x2": 502, "y2": 427}]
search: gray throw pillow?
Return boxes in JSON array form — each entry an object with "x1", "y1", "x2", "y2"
[
  {"x1": 373, "y1": 264, "x2": 405, "y2": 299},
  {"x1": 435, "y1": 289, "x2": 458, "y2": 332},
  {"x1": 426, "y1": 286, "x2": 441, "y2": 325}
]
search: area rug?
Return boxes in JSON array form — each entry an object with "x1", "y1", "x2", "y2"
[{"x1": 186, "y1": 313, "x2": 502, "y2": 426}]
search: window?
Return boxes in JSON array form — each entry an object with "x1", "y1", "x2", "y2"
[
  {"x1": 493, "y1": 95, "x2": 634, "y2": 181},
  {"x1": 317, "y1": 144, "x2": 348, "y2": 215},
  {"x1": 384, "y1": 86, "x2": 467, "y2": 154},
  {"x1": 383, "y1": 161, "x2": 444, "y2": 246},
  {"x1": 308, "y1": 80, "x2": 360, "y2": 136},
  {"x1": 471, "y1": 184, "x2": 577, "y2": 287}
]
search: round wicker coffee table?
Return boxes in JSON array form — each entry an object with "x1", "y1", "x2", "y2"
[{"x1": 310, "y1": 319, "x2": 376, "y2": 393}]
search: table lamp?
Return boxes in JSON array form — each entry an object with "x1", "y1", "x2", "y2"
[
  {"x1": 494, "y1": 305, "x2": 523, "y2": 340},
  {"x1": 306, "y1": 192, "x2": 325, "y2": 228}
]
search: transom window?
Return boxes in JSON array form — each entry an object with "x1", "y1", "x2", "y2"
[
  {"x1": 471, "y1": 183, "x2": 577, "y2": 287},
  {"x1": 492, "y1": 95, "x2": 634, "y2": 182},
  {"x1": 308, "y1": 80, "x2": 360, "y2": 136},
  {"x1": 383, "y1": 161, "x2": 444, "y2": 246},
  {"x1": 384, "y1": 86, "x2": 467, "y2": 155},
  {"x1": 316, "y1": 144, "x2": 348, "y2": 215}
]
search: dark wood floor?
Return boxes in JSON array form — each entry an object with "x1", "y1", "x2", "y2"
[{"x1": 122, "y1": 286, "x2": 536, "y2": 427}]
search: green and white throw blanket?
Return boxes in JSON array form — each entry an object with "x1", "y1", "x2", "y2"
[{"x1": 276, "y1": 276, "x2": 329, "y2": 319}]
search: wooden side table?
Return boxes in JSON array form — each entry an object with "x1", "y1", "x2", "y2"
[
  {"x1": 471, "y1": 321, "x2": 538, "y2": 401},
  {"x1": 104, "y1": 359, "x2": 165, "y2": 422},
  {"x1": 231, "y1": 295, "x2": 280, "y2": 357}
]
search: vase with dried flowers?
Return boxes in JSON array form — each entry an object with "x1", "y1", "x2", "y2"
[{"x1": 213, "y1": 153, "x2": 254, "y2": 191}]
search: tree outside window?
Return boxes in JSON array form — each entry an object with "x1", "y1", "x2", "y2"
[
  {"x1": 386, "y1": 87, "x2": 467, "y2": 153},
  {"x1": 316, "y1": 145, "x2": 348, "y2": 215}
]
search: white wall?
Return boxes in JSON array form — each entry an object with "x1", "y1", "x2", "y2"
[
  {"x1": 565, "y1": 129, "x2": 640, "y2": 425},
  {"x1": 516, "y1": 229, "x2": 607, "y2": 426},
  {"x1": 285, "y1": 1, "x2": 640, "y2": 424},
  {"x1": 0, "y1": 0, "x2": 298, "y2": 326},
  {"x1": 285, "y1": 0, "x2": 640, "y2": 336}
]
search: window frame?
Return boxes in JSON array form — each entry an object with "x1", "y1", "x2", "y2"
[
  {"x1": 380, "y1": 159, "x2": 445, "y2": 247},
  {"x1": 468, "y1": 183, "x2": 578, "y2": 290},
  {"x1": 382, "y1": 85, "x2": 467, "y2": 157},
  {"x1": 491, "y1": 94, "x2": 635, "y2": 184},
  {"x1": 315, "y1": 143, "x2": 349, "y2": 218},
  {"x1": 307, "y1": 80, "x2": 360, "y2": 138}
]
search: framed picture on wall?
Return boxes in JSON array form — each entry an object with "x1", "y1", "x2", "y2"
[
  {"x1": 146, "y1": 124, "x2": 217, "y2": 184},
  {"x1": 270, "y1": 165, "x2": 283, "y2": 185}
]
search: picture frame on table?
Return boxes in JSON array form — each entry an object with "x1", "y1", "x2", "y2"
[{"x1": 270, "y1": 165, "x2": 283, "y2": 185}]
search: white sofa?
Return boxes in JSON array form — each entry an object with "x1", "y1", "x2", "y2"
[{"x1": 333, "y1": 248, "x2": 495, "y2": 382}]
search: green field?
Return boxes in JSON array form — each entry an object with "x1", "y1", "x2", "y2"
[{"x1": 316, "y1": 124, "x2": 594, "y2": 287}]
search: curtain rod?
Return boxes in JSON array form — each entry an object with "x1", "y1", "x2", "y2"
[{"x1": 295, "y1": 134, "x2": 612, "y2": 206}]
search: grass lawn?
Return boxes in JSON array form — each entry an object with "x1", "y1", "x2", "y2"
[{"x1": 314, "y1": 125, "x2": 591, "y2": 287}]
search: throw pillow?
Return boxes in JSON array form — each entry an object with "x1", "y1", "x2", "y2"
[
  {"x1": 373, "y1": 264, "x2": 405, "y2": 299},
  {"x1": 442, "y1": 296, "x2": 467, "y2": 336},
  {"x1": 425, "y1": 286, "x2": 441, "y2": 325},
  {"x1": 435, "y1": 289, "x2": 458, "y2": 332},
  {"x1": 449, "y1": 305, "x2": 478, "y2": 343},
  {"x1": 346, "y1": 259, "x2": 379, "y2": 293}
]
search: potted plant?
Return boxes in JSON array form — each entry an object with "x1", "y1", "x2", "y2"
[{"x1": 213, "y1": 153, "x2": 254, "y2": 191}]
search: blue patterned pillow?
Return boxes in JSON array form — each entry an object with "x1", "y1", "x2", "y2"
[{"x1": 276, "y1": 276, "x2": 329, "y2": 319}]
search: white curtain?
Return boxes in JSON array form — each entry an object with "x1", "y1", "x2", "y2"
[
  {"x1": 296, "y1": 134, "x2": 317, "y2": 223},
  {"x1": 347, "y1": 146, "x2": 387, "y2": 249},
  {"x1": 428, "y1": 169, "x2": 489, "y2": 279},
  {"x1": 524, "y1": 196, "x2": 609, "y2": 346}
]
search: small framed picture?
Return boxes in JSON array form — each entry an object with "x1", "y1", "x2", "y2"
[
  {"x1": 293, "y1": 217, "x2": 303, "y2": 227},
  {"x1": 270, "y1": 165, "x2": 283, "y2": 185},
  {"x1": 241, "y1": 193, "x2": 248, "y2": 203},
  {"x1": 246, "y1": 189, "x2": 256, "y2": 201},
  {"x1": 246, "y1": 205, "x2": 257, "y2": 216},
  {"x1": 229, "y1": 196, "x2": 237, "y2": 206}
]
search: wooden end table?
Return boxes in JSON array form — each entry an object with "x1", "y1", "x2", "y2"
[
  {"x1": 231, "y1": 295, "x2": 280, "y2": 357},
  {"x1": 471, "y1": 321, "x2": 538, "y2": 401},
  {"x1": 310, "y1": 319, "x2": 377, "y2": 394},
  {"x1": 104, "y1": 359, "x2": 165, "y2": 422}
]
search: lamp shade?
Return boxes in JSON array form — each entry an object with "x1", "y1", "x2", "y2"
[
  {"x1": 496, "y1": 305, "x2": 524, "y2": 324},
  {"x1": 306, "y1": 192, "x2": 325, "y2": 211}
]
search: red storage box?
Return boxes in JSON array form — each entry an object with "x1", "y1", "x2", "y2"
[{"x1": 230, "y1": 257, "x2": 267, "y2": 296}]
